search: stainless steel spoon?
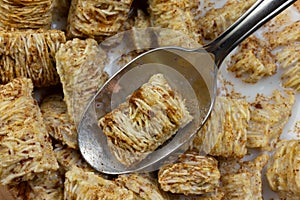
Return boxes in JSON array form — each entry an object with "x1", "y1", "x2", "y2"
[{"x1": 78, "y1": 0, "x2": 297, "y2": 174}]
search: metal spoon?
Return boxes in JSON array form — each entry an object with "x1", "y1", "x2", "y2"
[{"x1": 78, "y1": 0, "x2": 296, "y2": 174}]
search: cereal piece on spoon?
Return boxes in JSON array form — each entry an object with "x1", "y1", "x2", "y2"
[{"x1": 98, "y1": 74, "x2": 193, "y2": 166}]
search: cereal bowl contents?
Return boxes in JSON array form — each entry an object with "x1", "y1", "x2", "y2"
[{"x1": 0, "y1": 0, "x2": 299, "y2": 199}]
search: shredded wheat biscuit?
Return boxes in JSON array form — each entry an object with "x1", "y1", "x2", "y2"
[
  {"x1": 227, "y1": 35, "x2": 277, "y2": 83},
  {"x1": 281, "y1": 63, "x2": 300, "y2": 92},
  {"x1": 276, "y1": 43, "x2": 300, "y2": 69},
  {"x1": 266, "y1": 140, "x2": 300, "y2": 199},
  {"x1": 64, "y1": 166, "x2": 135, "y2": 199},
  {"x1": 247, "y1": 90, "x2": 295, "y2": 150},
  {"x1": 116, "y1": 173, "x2": 168, "y2": 200},
  {"x1": 148, "y1": 0, "x2": 203, "y2": 45},
  {"x1": 221, "y1": 173, "x2": 253, "y2": 199},
  {"x1": 275, "y1": 43, "x2": 300, "y2": 92},
  {"x1": 41, "y1": 94, "x2": 77, "y2": 149},
  {"x1": 53, "y1": 144, "x2": 91, "y2": 172},
  {"x1": 0, "y1": 0, "x2": 53, "y2": 30},
  {"x1": 265, "y1": 20, "x2": 300, "y2": 48},
  {"x1": 193, "y1": 96, "x2": 250, "y2": 158},
  {"x1": 56, "y1": 38, "x2": 108, "y2": 126},
  {"x1": 264, "y1": 9, "x2": 293, "y2": 32},
  {"x1": 99, "y1": 74, "x2": 193, "y2": 166},
  {"x1": 198, "y1": 0, "x2": 256, "y2": 40},
  {"x1": 154, "y1": 28, "x2": 202, "y2": 49},
  {"x1": 220, "y1": 154, "x2": 269, "y2": 200},
  {"x1": 66, "y1": 0, "x2": 133, "y2": 41},
  {"x1": 26, "y1": 170, "x2": 64, "y2": 200},
  {"x1": 158, "y1": 151, "x2": 220, "y2": 195},
  {"x1": 6, "y1": 182, "x2": 29, "y2": 200},
  {"x1": 0, "y1": 78, "x2": 58, "y2": 185},
  {"x1": 0, "y1": 29, "x2": 66, "y2": 87}
]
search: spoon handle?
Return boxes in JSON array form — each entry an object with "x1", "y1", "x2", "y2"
[{"x1": 204, "y1": 0, "x2": 297, "y2": 67}]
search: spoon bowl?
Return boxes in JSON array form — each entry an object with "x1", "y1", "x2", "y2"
[
  {"x1": 78, "y1": 47, "x2": 216, "y2": 174},
  {"x1": 78, "y1": 0, "x2": 296, "y2": 174}
]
